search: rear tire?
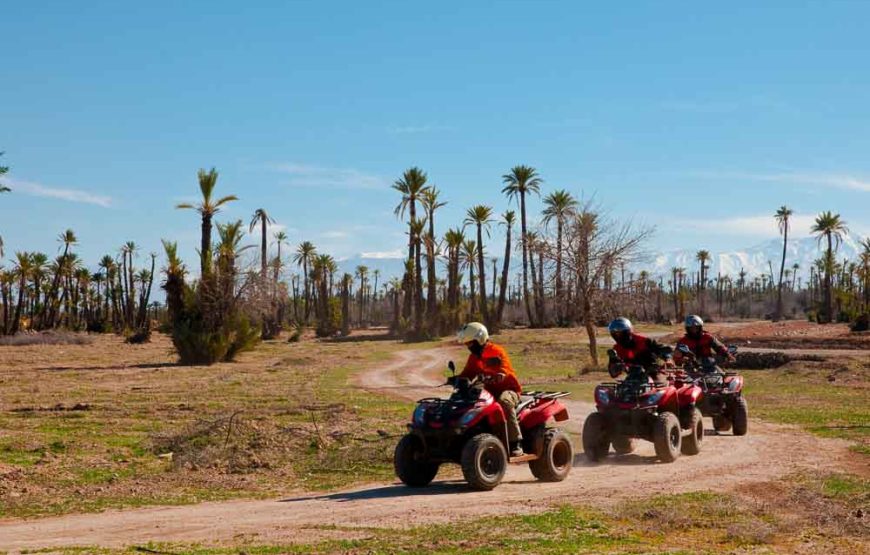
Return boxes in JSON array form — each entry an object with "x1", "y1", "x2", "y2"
[
  {"x1": 713, "y1": 415, "x2": 732, "y2": 432},
  {"x1": 394, "y1": 434, "x2": 439, "y2": 487},
  {"x1": 461, "y1": 433, "x2": 507, "y2": 491},
  {"x1": 529, "y1": 429, "x2": 573, "y2": 482},
  {"x1": 582, "y1": 412, "x2": 610, "y2": 462},
  {"x1": 732, "y1": 397, "x2": 749, "y2": 436},
  {"x1": 653, "y1": 412, "x2": 682, "y2": 462},
  {"x1": 681, "y1": 408, "x2": 704, "y2": 455},
  {"x1": 611, "y1": 435, "x2": 637, "y2": 455}
]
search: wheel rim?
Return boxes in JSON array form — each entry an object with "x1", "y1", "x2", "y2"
[
  {"x1": 552, "y1": 440, "x2": 571, "y2": 469},
  {"x1": 480, "y1": 445, "x2": 503, "y2": 477}
]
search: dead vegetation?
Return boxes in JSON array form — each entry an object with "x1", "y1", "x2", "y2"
[{"x1": 0, "y1": 330, "x2": 93, "y2": 347}]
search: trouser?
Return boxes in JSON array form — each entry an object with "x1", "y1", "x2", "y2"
[{"x1": 497, "y1": 390, "x2": 522, "y2": 443}]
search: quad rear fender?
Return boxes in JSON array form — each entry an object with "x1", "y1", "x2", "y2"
[{"x1": 519, "y1": 399, "x2": 569, "y2": 430}]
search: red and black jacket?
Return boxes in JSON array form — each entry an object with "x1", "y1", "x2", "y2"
[
  {"x1": 674, "y1": 332, "x2": 728, "y2": 363},
  {"x1": 611, "y1": 333, "x2": 672, "y2": 370}
]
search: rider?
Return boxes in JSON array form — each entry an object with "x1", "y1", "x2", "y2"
[
  {"x1": 607, "y1": 317, "x2": 673, "y2": 386},
  {"x1": 456, "y1": 322, "x2": 524, "y2": 457},
  {"x1": 673, "y1": 315, "x2": 735, "y2": 371}
]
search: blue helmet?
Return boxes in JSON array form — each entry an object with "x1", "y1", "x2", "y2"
[{"x1": 608, "y1": 317, "x2": 633, "y2": 334}]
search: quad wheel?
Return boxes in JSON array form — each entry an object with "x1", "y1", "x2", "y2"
[
  {"x1": 529, "y1": 428, "x2": 573, "y2": 482},
  {"x1": 713, "y1": 415, "x2": 732, "y2": 432},
  {"x1": 461, "y1": 433, "x2": 507, "y2": 491},
  {"x1": 611, "y1": 435, "x2": 637, "y2": 455},
  {"x1": 582, "y1": 412, "x2": 610, "y2": 462},
  {"x1": 394, "y1": 434, "x2": 439, "y2": 487},
  {"x1": 653, "y1": 412, "x2": 682, "y2": 462},
  {"x1": 681, "y1": 408, "x2": 704, "y2": 455},
  {"x1": 732, "y1": 397, "x2": 749, "y2": 436}
]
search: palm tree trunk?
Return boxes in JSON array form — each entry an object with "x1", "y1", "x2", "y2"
[
  {"x1": 426, "y1": 218, "x2": 437, "y2": 317},
  {"x1": 555, "y1": 219, "x2": 563, "y2": 324},
  {"x1": 825, "y1": 233, "x2": 834, "y2": 322},
  {"x1": 476, "y1": 224, "x2": 489, "y2": 325},
  {"x1": 496, "y1": 224, "x2": 512, "y2": 325},
  {"x1": 519, "y1": 192, "x2": 534, "y2": 326},
  {"x1": 260, "y1": 218, "x2": 268, "y2": 279},
  {"x1": 414, "y1": 232, "x2": 424, "y2": 334},
  {"x1": 776, "y1": 226, "x2": 788, "y2": 320}
]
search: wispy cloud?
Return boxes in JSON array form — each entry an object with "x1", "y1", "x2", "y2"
[
  {"x1": 689, "y1": 171, "x2": 870, "y2": 193},
  {"x1": 359, "y1": 249, "x2": 404, "y2": 259},
  {"x1": 5, "y1": 176, "x2": 112, "y2": 207},
  {"x1": 267, "y1": 163, "x2": 388, "y2": 190},
  {"x1": 321, "y1": 230, "x2": 350, "y2": 239},
  {"x1": 672, "y1": 213, "x2": 820, "y2": 238}
]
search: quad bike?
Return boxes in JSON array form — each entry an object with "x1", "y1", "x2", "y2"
[
  {"x1": 582, "y1": 349, "x2": 704, "y2": 463},
  {"x1": 676, "y1": 343, "x2": 748, "y2": 436},
  {"x1": 394, "y1": 361, "x2": 573, "y2": 491}
]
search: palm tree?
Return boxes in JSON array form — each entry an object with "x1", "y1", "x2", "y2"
[
  {"x1": 542, "y1": 189, "x2": 578, "y2": 324},
  {"x1": 12, "y1": 252, "x2": 32, "y2": 334},
  {"x1": 249, "y1": 208, "x2": 275, "y2": 280},
  {"x1": 355, "y1": 265, "x2": 369, "y2": 325},
  {"x1": 43, "y1": 229, "x2": 77, "y2": 328},
  {"x1": 773, "y1": 205, "x2": 793, "y2": 320},
  {"x1": 791, "y1": 262, "x2": 800, "y2": 291},
  {"x1": 696, "y1": 250, "x2": 710, "y2": 315},
  {"x1": 443, "y1": 228, "x2": 465, "y2": 313},
  {"x1": 176, "y1": 168, "x2": 238, "y2": 276},
  {"x1": 393, "y1": 167, "x2": 430, "y2": 323},
  {"x1": 421, "y1": 186, "x2": 446, "y2": 318},
  {"x1": 0, "y1": 151, "x2": 9, "y2": 193},
  {"x1": 273, "y1": 230, "x2": 289, "y2": 283},
  {"x1": 811, "y1": 211, "x2": 849, "y2": 322},
  {"x1": 860, "y1": 238, "x2": 870, "y2": 310},
  {"x1": 464, "y1": 205, "x2": 494, "y2": 325},
  {"x1": 410, "y1": 217, "x2": 426, "y2": 333},
  {"x1": 460, "y1": 239, "x2": 479, "y2": 316},
  {"x1": 293, "y1": 241, "x2": 317, "y2": 322},
  {"x1": 502, "y1": 165, "x2": 542, "y2": 326},
  {"x1": 496, "y1": 211, "x2": 516, "y2": 325}
]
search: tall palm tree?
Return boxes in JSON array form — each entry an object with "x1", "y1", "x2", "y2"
[
  {"x1": 273, "y1": 230, "x2": 289, "y2": 283},
  {"x1": 249, "y1": 208, "x2": 275, "y2": 280},
  {"x1": 393, "y1": 167, "x2": 430, "y2": 323},
  {"x1": 355, "y1": 265, "x2": 369, "y2": 325},
  {"x1": 0, "y1": 151, "x2": 9, "y2": 193},
  {"x1": 811, "y1": 211, "x2": 849, "y2": 322},
  {"x1": 410, "y1": 216, "x2": 426, "y2": 333},
  {"x1": 696, "y1": 250, "x2": 710, "y2": 315},
  {"x1": 542, "y1": 189, "x2": 578, "y2": 324},
  {"x1": 12, "y1": 251, "x2": 32, "y2": 334},
  {"x1": 43, "y1": 229, "x2": 77, "y2": 328},
  {"x1": 176, "y1": 168, "x2": 238, "y2": 276},
  {"x1": 464, "y1": 205, "x2": 494, "y2": 325},
  {"x1": 421, "y1": 186, "x2": 446, "y2": 318},
  {"x1": 502, "y1": 165, "x2": 542, "y2": 326},
  {"x1": 293, "y1": 241, "x2": 317, "y2": 322},
  {"x1": 444, "y1": 228, "x2": 466, "y2": 313},
  {"x1": 860, "y1": 238, "x2": 870, "y2": 310},
  {"x1": 460, "y1": 239, "x2": 479, "y2": 316},
  {"x1": 496, "y1": 211, "x2": 516, "y2": 325},
  {"x1": 773, "y1": 205, "x2": 793, "y2": 320}
]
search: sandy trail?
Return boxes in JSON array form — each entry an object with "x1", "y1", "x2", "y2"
[{"x1": 0, "y1": 345, "x2": 856, "y2": 551}]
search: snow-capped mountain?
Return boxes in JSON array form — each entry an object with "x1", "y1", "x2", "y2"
[{"x1": 647, "y1": 233, "x2": 866, "y2": 280}]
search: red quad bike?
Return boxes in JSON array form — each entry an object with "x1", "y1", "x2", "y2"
[
  {"x1": 394, "y1": 361, "x2": 573, "y2": 491},
  {"x1": 582, "y1": 349, "x2": 705, "y2": 463},
  {"x1": 676, "y1": 344, "x2": 748, "y2": 436}
]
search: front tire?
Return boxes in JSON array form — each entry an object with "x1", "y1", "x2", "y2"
[
  {"x1": 713, "y1": 414, "x2": 732, "y2": 432},
  {"x1": 529, "y1": 429, "x2": 573, "y2": 482},
  {"x1": 582, "y1": 412, "x2": 610, "y2": 462},
  {"x1": 461, "y1": 433, "x2": 507, "y2": 491},
  {"x1": 394, "y1": 434, "x2": 439, "y2": 487},
  {"x1": 612, "y1": 435, "x2": 637, "y2": 455},
  {"x1": 653, "y1": 412, "x2": 682, "y2": 462},
  {"x1": 681, "y1": 408, "x2": 704, "y2": 455},
  {"x1": 732, "y1": 397, "x2": 749, "y2": 436}
]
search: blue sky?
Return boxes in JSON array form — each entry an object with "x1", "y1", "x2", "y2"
[{"x1": 2, "y1": 1, "x2": 869, "y2": 277}]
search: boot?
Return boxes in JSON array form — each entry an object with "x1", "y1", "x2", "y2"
[{"x1": 510, "y1": 442, "x2": 524, "y2": 457}]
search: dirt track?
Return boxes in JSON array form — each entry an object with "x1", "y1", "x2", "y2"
[{"x1": 0, "y1": 346, "x2": 856, "y2": 551}]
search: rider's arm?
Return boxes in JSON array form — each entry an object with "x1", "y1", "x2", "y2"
[{"x1": 711, "y1": 337, "x2": 730, "y2": 357}]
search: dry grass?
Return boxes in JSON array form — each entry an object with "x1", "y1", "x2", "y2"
[
  {"x1": 0, "y1": 330, "x2": 93, "y2": 347},
  {"x1": 0, "y1": 331, "x2": 417, "y2": 517}
]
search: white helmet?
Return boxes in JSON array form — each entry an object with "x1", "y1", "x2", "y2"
[{"x1": 457, "y1": 322, "x2": 489, "y2": 345}]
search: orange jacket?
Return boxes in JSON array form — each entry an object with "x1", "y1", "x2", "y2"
[{"x1": 459, "y1": 341, "x2": 522, "y2": 396}]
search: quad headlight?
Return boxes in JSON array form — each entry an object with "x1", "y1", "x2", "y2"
[
  {"x1": 643, "y1": 391, "x2": 664, "y2": 406},
  {"x1": 459, "y1": 409, "x2": 482, "y2": 427},
  {"x1": 595, "y1": 388, "x2": 610, "y2": 405},
  {"x1": 413, "y1": 405, "x2": 426, "y2": 426}
]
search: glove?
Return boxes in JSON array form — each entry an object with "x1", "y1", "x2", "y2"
[{"x1": 446, "y1": 376, "x2": 457, "y2": 386}]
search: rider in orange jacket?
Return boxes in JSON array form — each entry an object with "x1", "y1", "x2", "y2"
[{"x1": 456, "y1": 322, "x2": 524, "y2": 457}]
